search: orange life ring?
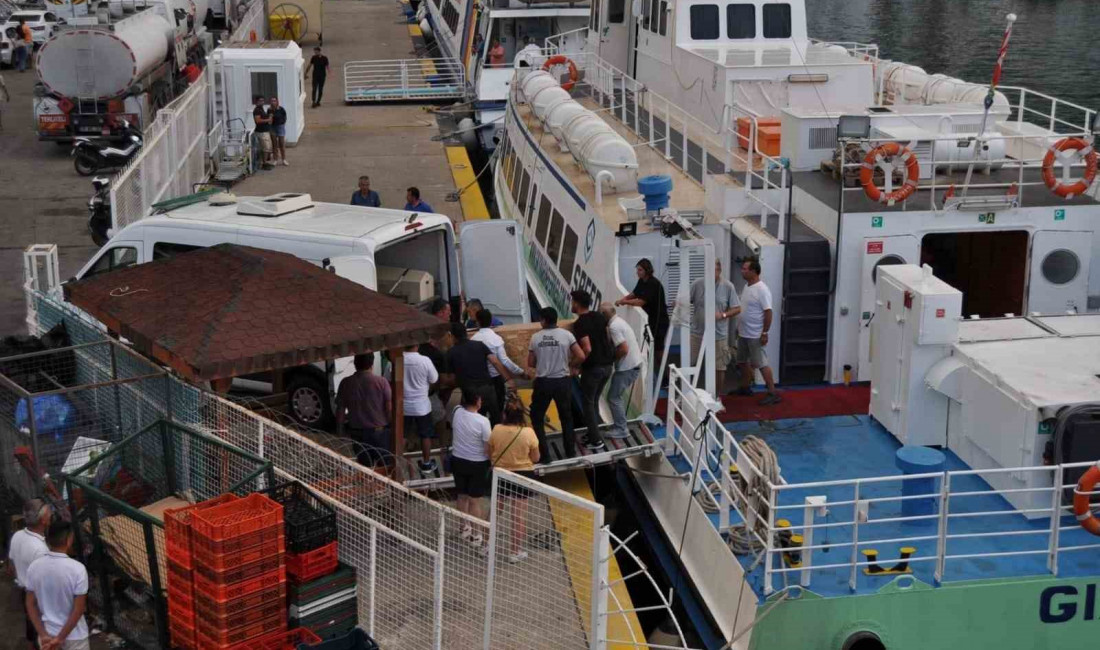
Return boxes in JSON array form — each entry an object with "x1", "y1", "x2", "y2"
[
  {"x1": 542, "y1": 55, "x2": 579, "y2": 92},
  {"x1": 1041, "y1": 137, "x2": 1098, "y2": 199},
  {"x1": 860, "y1": 142, "x2": 921, "y2": 205},
  {"x1": 1074, "y1": 463, "x2": 1100, "y2": 536}
]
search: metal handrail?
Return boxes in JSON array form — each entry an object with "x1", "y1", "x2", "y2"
[{"x1": 343, "y1": 58, "x2": 465, "y2": 103}]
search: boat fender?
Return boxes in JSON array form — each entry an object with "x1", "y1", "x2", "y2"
[
  {"x1": 542, "y1": 55, "x2": 579, "y2": 92},
  {"x1": 860, "y1": 143, "x2": 920, "y2": 205},
  {"x1": 1041, "y1": 137, "x2": 1098, "y2": 200},
  {"x1": 842, "y1": 630, "x2": 886, "y2": 650},
  {"x1": 1073, "y1": 461, "x2": 1100, "y2": 535}
]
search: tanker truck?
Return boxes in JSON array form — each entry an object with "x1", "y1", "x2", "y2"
[{"x1": 33, "y1": 0, "x2": 213, "y2": 142}]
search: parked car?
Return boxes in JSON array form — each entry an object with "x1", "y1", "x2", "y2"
[
  {"x1": 3, "y1": 11, "x2": 63, "y2": 46},
  {"x1": 0, "y1": 29, "x2": 12, "y2": 67}
]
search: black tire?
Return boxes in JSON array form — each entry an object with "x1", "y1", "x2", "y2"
[
  {"x1": 74, "y1": 152, "x2": 98, "y2": 176},
  {"x1": 842, "y1": 631, "x2": 885, "y2": 650},
  {"x1": 286, "y1": 373, "x2": 333, "y2": 428}
]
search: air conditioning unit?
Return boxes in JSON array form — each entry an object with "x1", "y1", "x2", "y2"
[
  {"x1": 236, "y1": 193, "x2": 314, "y2": 217},
  {"x1": 376, "y1": 266, "x2": 435, "y2": 304}
]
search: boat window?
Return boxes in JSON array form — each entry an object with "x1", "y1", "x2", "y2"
[
  {"x1": 608, "y1": 0, "x2": 625, "y2": 24},
  {"x1": 546, "y1": 210, "x2": 565, "y2": 264},
  {"x1": 648, "y1": 0, "x2": 658, "y2": 32},
  {"x1": 509, "y1": 149, "x2": 523, "y2": 192},
  {"x1": 640, "y1": 0, "x2": 650, "y2": 30},
  {"x1": 762, "y1": 3, "x2": 791, "y2": 38},
  {"x1": 558, "y1": 224, "x2": 578, "y2": 281},
  {"x1": 658, "y1": 0, "x2": 668, "y2": 35},
  {"x1": 690, "y1": 5, "x2": 719, "y2": 40},
  {"x1": 153, "y1": 242, "x2": 202, "y2": 261},
  {"x1": 590, "y1": 0, "x2": 599, "y2": 30},
  {"x1": 527, "y1": 183, "x2": 540, "y2": 228},
  {"x1": 442, "y1": 1, "x2": 460, "y2": 33},
  {"x1": 535, "y1": 195, "x2": 553, "y2": 246},
  {"x1": 726, "y1": 3, "x2": 755, "y2": 39},
  {"x1": 517, "y1": 169, "x2": 532, "y2": 216},
  {"x1": 84, "y1": 246, "x2": 138, "y2": 279}
]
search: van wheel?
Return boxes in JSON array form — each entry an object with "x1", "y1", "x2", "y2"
[{"x1": 287, "y1": 374, "x2": 332, "y2": 429}]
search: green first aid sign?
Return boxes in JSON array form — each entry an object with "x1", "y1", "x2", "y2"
[
  {"x1": 871, "y1": 216, "x2": 883, "y2": 228},
  {"x1": 1055, "y1": 209, "x2": 1066, "y2": 221}
]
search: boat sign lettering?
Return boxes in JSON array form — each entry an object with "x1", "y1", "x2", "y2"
[
  {"x1": 571, "y1": 265, "x2": 602, "y2": 309},
  {"x1": 867, "y1": 241, "x2": 884, "y2": 254},
  {"x1": 1040, "y1": 584, "x2": 1098, "y2": 623},
  {"x1": 527, "y1": 245, "x2": 571, "y2": 315}
]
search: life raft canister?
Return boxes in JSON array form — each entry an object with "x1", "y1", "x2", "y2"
[
  {"x1": 860, "y1": 142, "x2": 921, "y2": 205},
  {"x1": 542, "y1": 55, "x2": 579, "y2": 92},
  {"x1": 1074, "y1": 461, "x2": 1100, "y2": 536},
  {"x1": 1041, "y1": 137, "x2": 1098, "y2": 199}
]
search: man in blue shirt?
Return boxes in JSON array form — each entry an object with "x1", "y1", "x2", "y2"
[
  {"x1": 404, "y1": 186, "x2": 433, "y2": 213},
  {"x1": 351, "y1": 176, "x2": 381, "y2": 207}
]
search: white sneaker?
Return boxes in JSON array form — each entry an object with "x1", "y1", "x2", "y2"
[
  {"x1": 281, "y1": 160, "x2": 289, "y2": 166},
  {"x1": 506, "y1": 550, "x2": 528, "y2": 563},
  {"x1": 467, "y1": 533, "x2": 484, "y2": 547},
  {"x1": 461, "y1": 525, "x2": 474, "y2": 542}
]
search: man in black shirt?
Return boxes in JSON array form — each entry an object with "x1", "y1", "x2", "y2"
[
  {"x1": 444, "y1": 322, "x2": 513, "y2": 425},
  {"x1": 616, "y1": 258, "x2": 669, "y2": 374},
  {"x1": 571, "y1": 290, "x2": 610, "y2": 451},
  {"x1": 305, "y1": 46, "x2": 331, "y2": 107},
  {"x1": 252, "y1": 96, "x2": 273, "y2": 169},
  {"x1": 420, "y1": 297, "x2": 452, "y2": 439},
  {"x1": 270, "y1": 95, "x2": 288, "y2": 166}
]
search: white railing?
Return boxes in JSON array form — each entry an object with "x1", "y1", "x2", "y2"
[
  {"x1": 663, "y1": 365, "x2": 1100, "y2": 597},
  {"x1": 109, "y1": 70, "x2": 210, "y2": 233},
  {"x1": 544, "y1": 26, "x2": 589, "y2": 56},
  {"x1": 343, "y1": 58, "x2": 465, "y2": 102}
]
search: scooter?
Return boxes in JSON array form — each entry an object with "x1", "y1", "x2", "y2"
[
  {"x1": 87, "y1": 176, "x2": 111, "y2": 247},
  {"x1": 72, "y1": 120, "x2": 143, "y2": 176}
]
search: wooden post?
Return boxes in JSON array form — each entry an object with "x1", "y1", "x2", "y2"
[{"x1": 391, "y1": 348, "x2": 405, "y2": 472}]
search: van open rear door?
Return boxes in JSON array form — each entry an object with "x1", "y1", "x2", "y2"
[
  {"x1": 326, "y1": 255, "x2": 380, "y2": 398},
  {"x1": 459, "y1": 220, "x2": 530, "y2": 324}
]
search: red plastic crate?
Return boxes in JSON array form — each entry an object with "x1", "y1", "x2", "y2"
[
  {"x1": 196, "y1": 599, "x2": 287, "y2": 634},
  {"x1": 192, "y1": 523, "x2": 284, "y2": 571},
  {"x1": 286, "y1": 541, "x2": 338, "y2": 583},
  {"x1": 193, "y1": 565, "x2": 287, "y2": 602},
  {"x1": 195, "y1": 581, "x2": 287, "y2": 620},
  {"x1": 191, "y1": 494, "x2": 283, "y2": 543},
  {"x1": 196, "y1": 553, "x2": 283, "y2": 586},
  {"x1": 195, "y1": 609, "x2": 287, "y2": 648},
  {"x1": 226, "y1": 627, "x2": 321, "y2": 650},
  {"x1": 167, "y1": 558, "x2": 192, "y2": 591},
  {"x1": 168, "y1": 613, "x2": 196, "y2": 650},
  {"x1": 164, "y1": 494, "x2": 238, "y2": 569}
]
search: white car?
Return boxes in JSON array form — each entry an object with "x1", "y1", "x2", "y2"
[
  {"x1": 4, "y1": 11, "x2": 64, "y2": 47},
  {"x1": 0, "y1": 29, "x2": 12, "y2": 67}
]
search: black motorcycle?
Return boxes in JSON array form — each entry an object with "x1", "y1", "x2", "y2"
[
  {"x1": 72, "y1": 120, "x2": 143, "y2": 176},
  {"x1": 87, "y1": 176, "x2": 112, "y2": 247}
]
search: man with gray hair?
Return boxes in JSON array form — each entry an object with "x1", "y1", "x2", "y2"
[
  {"x1": 600, "y1": 303, "x2": 643, "y2": 439},
  {"x1": 10, "y1": 498, "x2": 52, "y2": 649}
]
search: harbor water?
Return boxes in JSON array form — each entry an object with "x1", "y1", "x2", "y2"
[{"x1": 808, "y1": 0, "x2": 1100, "y2": 110}]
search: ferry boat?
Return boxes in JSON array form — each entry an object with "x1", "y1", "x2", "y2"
[{"x1": 492, "y1": 1, "x2": 1100, "y2": 647}]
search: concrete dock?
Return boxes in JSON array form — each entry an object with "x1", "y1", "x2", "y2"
[{"x1": 233, "y1": 0, "x2": 469, "y2": 225}]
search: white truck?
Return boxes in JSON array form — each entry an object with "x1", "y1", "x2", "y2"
[
  {"x1": 33, "y1": 0, "x2": 212, "y2": 142},
  {"x1": 72, "y1": 192, "x2": 530, "y2": 427}
]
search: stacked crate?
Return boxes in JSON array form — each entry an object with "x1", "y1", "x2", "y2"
[
  {"x1": 189, "y1": 493, "x2": 288, "y2": 648},
  {"x1": 226, "y1": 627, "x2": 322, "y2": 650},
  {"x1": 263, "y1": 482, "x2": 355, "y2": 640},
  {"x1": 165, "y1": 494, "x2": 239, "y2": 650}
]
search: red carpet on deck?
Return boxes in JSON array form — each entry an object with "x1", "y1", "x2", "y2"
[{"x1": 656, "y1": 384, "x2": 871, "y2": 423}]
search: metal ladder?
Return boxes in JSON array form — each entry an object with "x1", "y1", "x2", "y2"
[{"x1": 208, "y1": 50, "x2": 252, "y2": 184}]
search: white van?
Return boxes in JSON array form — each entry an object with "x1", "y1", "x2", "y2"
[{"x1": 74, "y1": 192, "x2": 529, "y2": 427}]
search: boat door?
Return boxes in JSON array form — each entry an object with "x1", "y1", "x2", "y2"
[
  {"x1": 1027, "y1": 231, "x2": 1091, "y2": 314},
  {"x1": 858, "y1": 235, "x2": 918, "y2": 381},
  {"x1": 326, "y1": 255, "x2": 380, "y2": 398},
  {"x1": 459, "y1": 220, "x2": 531, "y2": 325},
  {"x1": 596, "y1": 0, "x2": 633, "y2": 74}
]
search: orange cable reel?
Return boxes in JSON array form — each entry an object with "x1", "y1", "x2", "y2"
[
  {"x1": 542, "y1": 55, "x2": 579, "y2": 92},
  {"x1": 1041, "y1": 137, "x2": 1098, "y2": 199},
  {"x1": 859, "y1": 142, "x2": 921, "y2": 206},
  {"x1": 1074, "y1": 461, "x2": 1100, "y2": 536}
]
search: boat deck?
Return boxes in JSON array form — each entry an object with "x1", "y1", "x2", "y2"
[{"x1": 657, "y1": 385, "x2": 1100, "y2": 601}]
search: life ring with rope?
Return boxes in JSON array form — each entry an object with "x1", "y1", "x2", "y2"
[
  {"x1": 859, "y1": 142, "x2": 921, "y2": 205},
  {"x1": 542, "y1": 55, "x2": 579, "y2": 92},
  {"x1": 1041, "y1": 137, "x2": 1098, "y2": 199},
  {"x1": 1074, "y1": 462, "x2": 1100, "y2": 536}
]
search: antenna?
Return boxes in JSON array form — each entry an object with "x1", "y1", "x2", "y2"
[{"x1": 961, "y1": 13, "x2": 1017, "y2": 198}]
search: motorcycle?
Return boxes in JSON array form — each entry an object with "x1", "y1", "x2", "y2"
[
  {"x1": 71, "y1": 120, "x2": 143, "y2": 176},
  {"x1": 87, "y1": 176, "x2": 112, "y2": 247}
]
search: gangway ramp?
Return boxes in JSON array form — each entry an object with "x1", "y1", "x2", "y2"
[{"x1": 344, "y1": 58, "x2": 465, "y2": 102}]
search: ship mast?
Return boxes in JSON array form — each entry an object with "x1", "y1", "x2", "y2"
[{"x1": 961, "y1": 13, "x2": 1016, "y2": 197}]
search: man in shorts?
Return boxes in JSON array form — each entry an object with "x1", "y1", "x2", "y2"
[
  {"x1": 736, "y1": 258, "x2": 780, "y2": 404},
  {"x1": 252, "y1": 96, "x2": 273, "y2": 169},
  {"x1": 690, "y1": 260, "x2": 740, "y2": 395},
  {"x1": 269, "y1": 95, "x2": 288, "y2": 166},
  {"x1": 450, "y1": 389, "x2": 493, "y2": 546},
  {"x1": 403, "y1": 343, "x2": 440, "y2": 477}
]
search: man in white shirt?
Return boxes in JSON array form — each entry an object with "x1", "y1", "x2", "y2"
[
  {"x1": 403, "y1": 343, "x2": 441, "y2": 476},
  {"x1": 10, "y1": 498, "x2": 51, "y2": 649},
  {"x1": 736, "y1": 258, "x2": 780, "y2": 404},
  {"x1": 471, "y1": 308, "x2": 528, "y2": 413},
  {"x1": 600, "y1": 304, "x2": 643, "y2": 439},
  {"x1": 25, "y1": 520, "x2": 90, "y2": 650}
]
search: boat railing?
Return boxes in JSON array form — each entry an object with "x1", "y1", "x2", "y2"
[
  {"x1": 544, "y1": 26, "x2": 589, "y2": 56},
  {"x1": 999, "y1": 86, "x2": 1096, "y2": 134},
  {"x1": 663, "y1": 365, "x2": 1100, "y2": 597},
  {"x1": 343, "y1": 58, "x2": 465, "y2": 103}
]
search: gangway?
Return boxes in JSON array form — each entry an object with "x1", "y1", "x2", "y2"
[{"x1": 343, "y1": 58, "x2": 465, "y2": 102}]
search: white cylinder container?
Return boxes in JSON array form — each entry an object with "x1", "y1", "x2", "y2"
[
  {"x1": 563, "y1": 113, "x2": 614, "y2": 154},
  {"x1": 530, "y1": 86, "x2": 570, "y2": 121},
  {"x1": 520, "y1": 71, "x2": 556, "y2": 103},
  {"x1": 580, "y1": 131, "x2": 638, "y2": 194},
  {"x1": 37, "y1": 11, "x2": 174, "y2": 99},
  {"x1": 931, "y1": 136, "x2": 1006, "y2": 172},
  {"x1": 546, "y1": 100, "x2": 587, "y2": 149}
]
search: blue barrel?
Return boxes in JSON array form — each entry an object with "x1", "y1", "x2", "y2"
[
  {"x1": 638, "y1": 174, "x2": 673, "y2": 212},
  {"x1": 895, "y1": 446, "x2": 946, "y2": 518}
]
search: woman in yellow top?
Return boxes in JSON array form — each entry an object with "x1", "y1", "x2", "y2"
[{"x1": 488, "y1": 399, "x2": 540, "y2": 562}]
